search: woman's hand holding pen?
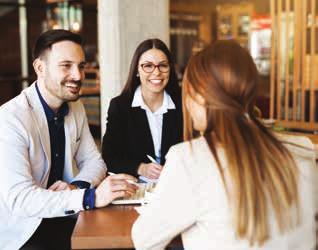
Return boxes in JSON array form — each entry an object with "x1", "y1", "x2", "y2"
[
  {"x1": 95, "y1": 173, "x2": 138, "y2": 208},
  {"x1": 137, "y1": 162, "x2": 163, "y2": 180}
]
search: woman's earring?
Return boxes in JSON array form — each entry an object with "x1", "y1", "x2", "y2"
[{"x1": 136, "y1": 73, "x2": 139, "y2": 77}]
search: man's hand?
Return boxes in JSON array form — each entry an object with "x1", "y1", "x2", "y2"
[
  {"x1": 48, "y1": 180, "x2": 77, "y2": 191},
  {"x1": 95, "y1": 174, "x2": 138, "y2": 208},
  {"x1": 137, "y1": 162, "x2": 163, "y2": 180}
]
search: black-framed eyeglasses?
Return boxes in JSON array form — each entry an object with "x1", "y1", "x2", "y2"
[{"x1": 140, "y1": 62, "x2": 170, "y2": 73}]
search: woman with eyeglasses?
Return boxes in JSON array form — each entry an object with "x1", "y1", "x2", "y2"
[
  {"x1": 132, "y1": 40, "x2": 316, "y2": 249},
  {"x1": 102, "y1": 38, "x2": 183, "y2": 181}
]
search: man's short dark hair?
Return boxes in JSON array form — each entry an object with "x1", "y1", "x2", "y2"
[{"x1": 32, "y1": 29, "x2": 82, "y2": 60}]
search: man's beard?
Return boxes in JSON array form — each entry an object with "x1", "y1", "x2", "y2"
[{"x1": 61, "y1": 79, "x2": 82, "y2": 101}]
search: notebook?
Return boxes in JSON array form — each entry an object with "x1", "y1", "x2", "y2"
[{"x1": 111, "y1": 182, "x2": 156, "y2": 205}]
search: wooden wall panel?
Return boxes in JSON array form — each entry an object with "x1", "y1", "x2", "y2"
[{"x1": 270, "y1": 0, "x2": 318, "y2": 131}]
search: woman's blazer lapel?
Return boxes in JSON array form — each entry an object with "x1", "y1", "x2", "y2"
[
  {"x1": 130, "y1": 106, "x2": 155, "y2": 157},
  {"x1": 161, "y1": 109, "x2": 178, "y2": 164}
]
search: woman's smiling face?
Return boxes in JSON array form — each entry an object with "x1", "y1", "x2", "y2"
[{"x1": 137, "y1": 48, "x2": 170, "y2": 96}]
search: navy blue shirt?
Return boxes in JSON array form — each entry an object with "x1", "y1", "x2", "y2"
[
  {"x1": 36, "y1": 83, "x2": 68, "y2": 188},
  {"x1": 35, "y1": 83, "x2": 95, "y2": 210}
]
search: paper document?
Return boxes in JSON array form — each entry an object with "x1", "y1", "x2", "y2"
[{"x1": 112, "y1": 182, "x2": 155, "y2": 205}]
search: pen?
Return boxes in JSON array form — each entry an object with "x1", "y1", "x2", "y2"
[
  {"x1": 108, "y1": 172, "x2": 139, "y2": 186},
  {"x1": 146, "y1": 154, "x2": 157, "y2": 164}
]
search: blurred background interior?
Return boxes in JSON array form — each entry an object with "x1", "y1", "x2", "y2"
[{"x1": 0, "y1": 0, "x2": 317, "y2": 141}]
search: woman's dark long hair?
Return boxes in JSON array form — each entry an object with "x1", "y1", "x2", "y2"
[{"x1": 121, "y1": 38, "x2": 180, "y2": 101}]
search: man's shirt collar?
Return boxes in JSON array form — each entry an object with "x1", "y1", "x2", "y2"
[{"x1": 35, "y1": 82, "x2": 69, "y2": 122}]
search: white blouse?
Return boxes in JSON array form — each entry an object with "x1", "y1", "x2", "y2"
[
  {"x1": 131, "y1": 86, "x2": 175, "y2": 162},
  {"x1": 132, "y1": 134, "x2": 317, "y2": 250}
]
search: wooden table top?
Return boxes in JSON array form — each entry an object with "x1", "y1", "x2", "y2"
[
  {"x1": 71, "y1": 204, "x2": 182, "y2": 250},
  {"x1": 71, "y1": 205, "x2": 138, "y2": 249}
]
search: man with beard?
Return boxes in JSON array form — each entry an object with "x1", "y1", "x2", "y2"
[{"x1": 0, "y1": 29, "x2": 137, "y2": 250}]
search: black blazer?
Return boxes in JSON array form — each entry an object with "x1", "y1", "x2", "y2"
[{"x1": 102, "y1": 91, "x2": 183, "y2": 177}]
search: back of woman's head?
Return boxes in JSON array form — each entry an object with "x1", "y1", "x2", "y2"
[
  {"x1": 183, "y1": 40, "x2": 299, "y2": 246},
  {"x1": 184, "y1": 40, "x2": 257, "y2": 128},
  {"x1": 122, "y1": 38, "x2": 179, "y2": 99}
]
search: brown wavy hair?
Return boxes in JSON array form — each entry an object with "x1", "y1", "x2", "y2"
[{"x1": 182, "y1": 40, "x2": 299, "y2": 246}]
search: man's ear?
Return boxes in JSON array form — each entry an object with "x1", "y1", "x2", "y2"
[{"x1": 33, "y1": 58, "x2": 45, "y2": 77}]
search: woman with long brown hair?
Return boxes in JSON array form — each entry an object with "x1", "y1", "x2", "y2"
[{"x1": 132, "y1": 40, "x2": 316, "y2": 249}]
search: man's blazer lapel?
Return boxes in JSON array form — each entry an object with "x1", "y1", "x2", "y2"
[{"x1": 23, "y1": 84, "x2": 51, "y2": 174}]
